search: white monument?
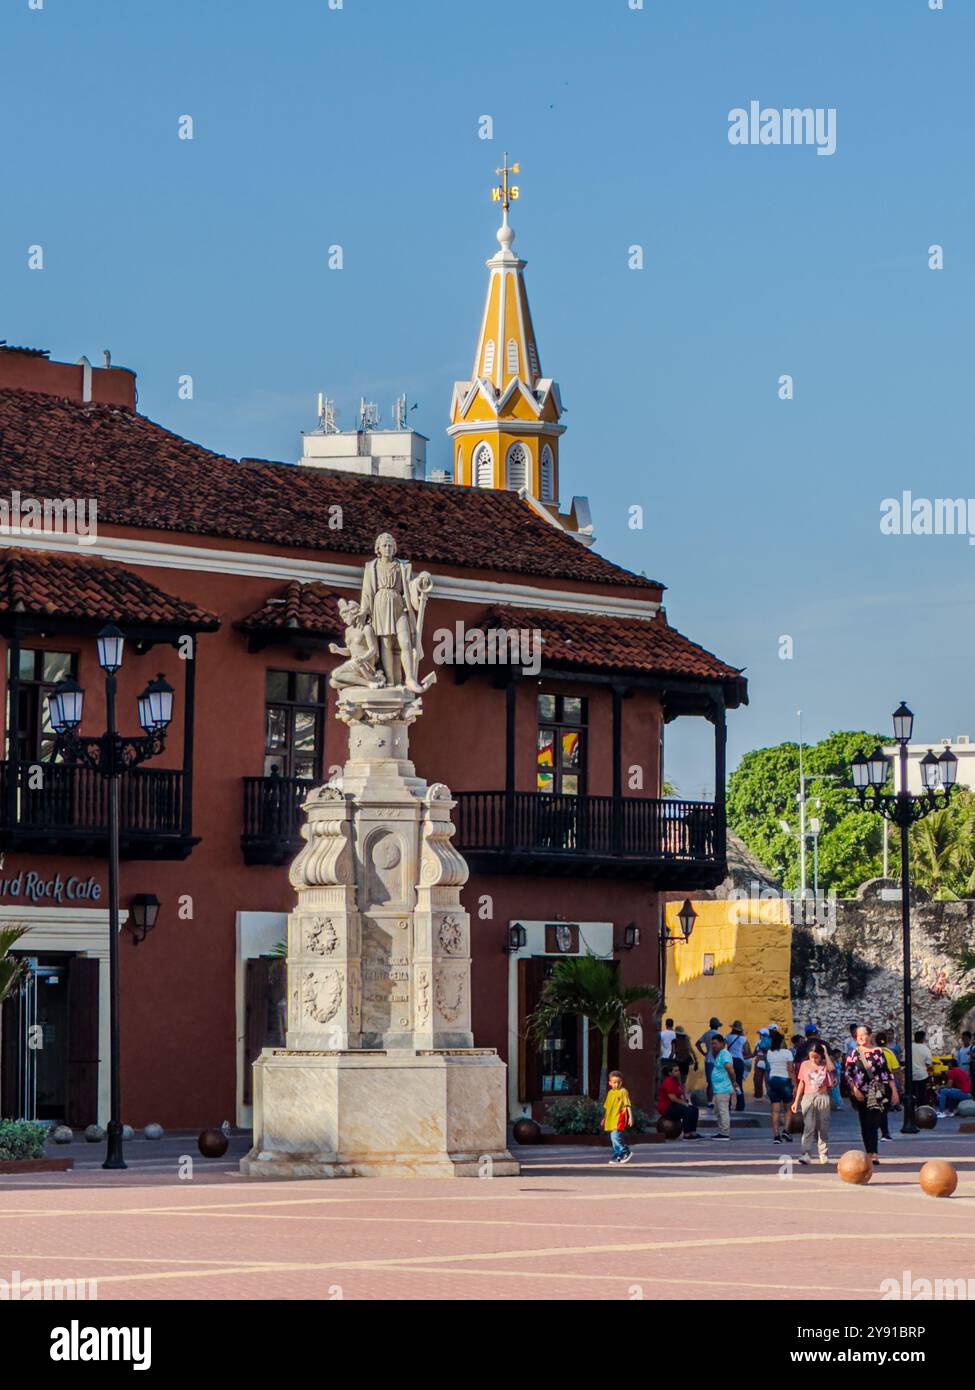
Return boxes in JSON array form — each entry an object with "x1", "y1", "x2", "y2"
[{"x1": 241, "y1": 534, "x2": 518, "y2": 1178}]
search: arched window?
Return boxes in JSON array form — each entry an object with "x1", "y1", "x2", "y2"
[
  {"x1": 482, "y1": 339, "x2": 495, "y2": 377},
  {"x1": 474, "y1": 442, "x2": 494, "y2": 489},
  {"x1": 539, "y1": 445, "x2": 555, "y2": 502},
  {"x1": 506, "y1": 339, "x2": 519, "y2": 376},
  {"x1": 506, "y1": 442, "x2": 529, "y2": 491}
]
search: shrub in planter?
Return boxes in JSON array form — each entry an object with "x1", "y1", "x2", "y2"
[
  {"x1": 546, "y1": 1098, "x2": 603, "y2": 1135},
  {"x1": 547, "y1": 1099, "x2": 655, "y2": 1135},
  {"x1": 0, "y1": 1119, "x2": 48, "y2": 1162}
]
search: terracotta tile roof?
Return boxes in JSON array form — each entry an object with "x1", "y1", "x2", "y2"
[
  {"x1": 238, "y1": 581, "x2": 343, "y2": 636},
  {"x1": 480, "y1": 604, "x2": 747, "y2": 702},
  {"x1": 0, "y1": 548, "x2": 219, "y2": 629},
  {"x1": 0, "y1": 388, "x2": 659, "y2": 592}
]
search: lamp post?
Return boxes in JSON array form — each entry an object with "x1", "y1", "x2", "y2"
[
  {"x1": 658, "y1": 899, "x2": 696, "y2": 1011},
  {"x1": 850, "y1": 703, "x2": 956, "y2": 1134},
  {"x1": 48, "y1": 625, "x2": 174, "y2": 1169}
]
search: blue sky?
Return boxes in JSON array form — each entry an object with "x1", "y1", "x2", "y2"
[{"x1": 2, "y1": 0, "x2": 972, "y2": 796}]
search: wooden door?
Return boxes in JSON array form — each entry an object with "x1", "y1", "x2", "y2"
[{"x1": 66, "y1": 956, "x2": 100, "y2": 1127}]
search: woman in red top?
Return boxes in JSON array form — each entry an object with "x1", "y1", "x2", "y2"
[{"x1": 657, "y1": 1063, "x2": 701, "y2": 1139}]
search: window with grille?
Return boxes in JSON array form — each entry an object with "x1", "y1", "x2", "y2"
[
  {"x1": 506, "y1": 339, "x2": 519, "y2": 375},
  {"x1": 482, "y1": 338, "x2": 495, "y2": 377},
  {"x1": 264, "y1": 670, "x2": 327, "y2": 780},
  {"x1": 474, "y1": 443, "x2": 494, "y2": 488},
  {"x1": 539, "y1": 445, "x2": 555, "y2": 502},
  {"x1": 506, "y1": 442, "x2": 529, "y2": 491}
]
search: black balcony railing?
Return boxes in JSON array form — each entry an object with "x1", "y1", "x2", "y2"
[
  {"x1": 0, "y1": 761, "x2": 192, "y2": 859},
  {"x1": 453, "y1": 791, "x2": 716, "y2": 860},
  {"x1": 242, "y1": 775, "x2": 313, "y2": 865},
  {"x1": 240, "y1": 776, "x2": 722, "y2": 881}
]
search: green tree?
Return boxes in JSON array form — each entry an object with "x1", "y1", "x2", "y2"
[
  {"x1": 526, "y1": 955, "x2": 658, "y2": 1099},
  {"x1": 729, "y1": 734, "x2": 975, "y2": 900},
  {"x1": 728, "y1": 732, "x2": 890, "y2": 896}
]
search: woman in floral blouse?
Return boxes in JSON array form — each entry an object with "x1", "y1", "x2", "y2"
[{"x1": 843, "y1": 1024, "x2": 900, "y2": 1165}]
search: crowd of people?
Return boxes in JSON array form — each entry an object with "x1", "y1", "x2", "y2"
[{"x1": 633, "y1": 1016, "x2": 975, "y2": 1168}]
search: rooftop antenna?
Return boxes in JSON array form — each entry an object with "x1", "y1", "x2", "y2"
[
  {"x1": 358, "y1": 398, "x2": 380, "y2": 431},
  {"x1": 316, "y1": 393, "x2": 339, "y2": 434},
  {"x1": 392, "y1": 394, "x2": 419, "y2": 430}
]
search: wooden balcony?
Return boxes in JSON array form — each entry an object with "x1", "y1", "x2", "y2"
[
  {"x1": 241, "y1": 776, "x2": 725, "y2": 884},
  {"x1": 241, "y1": 775, "x2": 311, "y2": 865},
  {"x1": 0, "y1": 761, "x2": 196, "y2": 860},
  {"x1": 453, "y1": 790, "x2": 723, "y2": 883}
]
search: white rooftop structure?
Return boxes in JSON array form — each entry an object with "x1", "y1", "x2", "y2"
[{"x1": 299, "y1": 395, "x2": 430, "y2": 481}]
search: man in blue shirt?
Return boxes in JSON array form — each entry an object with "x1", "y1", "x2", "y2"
[{"x1": 708, "y1": 1034, "x2": 736, "y2": 1140}]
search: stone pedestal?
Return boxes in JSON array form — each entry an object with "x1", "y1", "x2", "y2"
[
  {"x1": 242, "y1": 683, "x2": 518, "y2": 1180},
  {"x1": 240, "y1": 1049, "x2": 518, "y2": 1179}
]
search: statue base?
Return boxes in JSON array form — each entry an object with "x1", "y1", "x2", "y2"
[{"x1": 240, "y1": 1047, "x2": 519, "y2": 1179}]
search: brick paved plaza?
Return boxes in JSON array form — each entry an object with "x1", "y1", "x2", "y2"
[{"x1": 2, "y1": 1111, "x2": 974, "y2": 1302}]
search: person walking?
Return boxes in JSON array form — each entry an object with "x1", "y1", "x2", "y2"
[
  {"x1": 791, "y1": 1041, "x2": 836, "y2": 1165},
  {"x1": 659, "y1": 1017, "x2": 673, "y2": 1078},
  {"x1": 911, "y1": 1029, "x2": 934, "y2": 1111},
  {"x1": 954, "y1": 1030, "x2": 972, "y2": 1071},
  {"x1": 827, "y1": 1042, "x2": 843, "y2": 1110},
  {"x1": 657, "y1": 1062, "x2": 701, "y2": 1138},
  {"x1": 874, "y1": 1032, "x2": 901, "y2": 1141},
  {"x1": 844, "y1": 1024, "x2": 899, "y2": 1166},
  {"x1": 753, "y1": 1026, "x2": 771, "y2": 1099},
  {"x1": 765, "y1": 1029, "x2": 796, "y2": 1144},
  {"x1": 708, "y1": 1034, "x2": 736, "y2": 1141},
  {"x1": 794, "y1": 1024, "x2": 821, "y2": 1067},
  {"x1": 603, "y1": 1070, "x2": 633, "y2": 1166},
  {"x1": 672, "y1": 1025, "x2": 698, "y2": 1089},
  {"x1": 696, "y1": 1017, "x2": 722, "y2": 1103},
  {"x1": 725, "y1": 1021, "x2": 752, "y2": 1112}
]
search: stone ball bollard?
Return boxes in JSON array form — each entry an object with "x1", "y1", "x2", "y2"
[
  {"x1": 511, "y1": 1117, "x2": 541, "y2": 1145},
  {"x1": 656, "y1": 1116, "x2": 682, "y2": 1140},
  {"x1": 84, "y1": 1124, "x2": 106, "y2": 1143},
  {"x1": 198, "y1": 1128, "x2": 229, "y2": 1158},
  {"x1": 143, "y1": 1123, "x2": 165, "y2": 1140},
  {"x1": 689, "y1": 1088, "x2": 708, "y2": 1107},
  {"x1": 50, "y1": 1126, "x2": 74, "y2": 1144},
  {"x1": 837, "y1": 1150, "x2": 873, "y2": 1185},
  {"x1": 914, "y1": 1105, "x2": 937, "y2": 1130},
  {"x1": 954, "y1": 1098, "x2": 975, "y2": 1118},
  {"x1": 918, "y1": 1159, "x2": 958, "y2": 1198}
]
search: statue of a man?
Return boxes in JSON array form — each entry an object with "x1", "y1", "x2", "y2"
[{"x1": 358, "y1": 533, "x2": 432, "y2": 693}]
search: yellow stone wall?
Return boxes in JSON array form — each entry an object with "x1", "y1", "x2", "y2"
[{"x1": 662, "y1": 898, "x2": 794, "y2": 1063}]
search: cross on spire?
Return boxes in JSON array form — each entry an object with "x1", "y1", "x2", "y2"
[{"x1": 491, "y1": 152, "x2": 520, "y2": 214}]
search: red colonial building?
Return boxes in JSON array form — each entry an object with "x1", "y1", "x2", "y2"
[{"x1": 0, "y1": 344, "x2": 746, "y2": 1129}]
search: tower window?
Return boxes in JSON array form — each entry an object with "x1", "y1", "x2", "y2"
[
  {"x1": 506, "y1": 339, "x2": 519, "y2": 376},
  {"x1": 505, "y1": 442, "x2": 529, "y2": 491},
  {"x1": 482, "y1": 338, "x2": 495, "y2": 377},
  {"x1": 473, "y1": 442, "x2": 494, "y2": 488},
  {"x1": 528, "y1": 340, "x2": 539, "y2": 376},
  {"x1": 540, "y1": 445, "x2": 555, "y2": 502}
]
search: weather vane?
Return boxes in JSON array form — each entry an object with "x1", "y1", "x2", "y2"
[{"x1": 491, "y1": 152, "x2": 520, "y2": 212}]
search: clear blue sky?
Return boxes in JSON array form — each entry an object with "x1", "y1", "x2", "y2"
[{"x1": 2, "y1": 0, "x2": 972, "y2": 797}]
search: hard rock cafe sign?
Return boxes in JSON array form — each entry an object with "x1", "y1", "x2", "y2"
[{"x1": 0, "y1": 863, "x2": 103, "y2": 905}]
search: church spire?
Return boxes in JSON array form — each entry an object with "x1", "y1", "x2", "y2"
[{"x1": 449, "y1": 157, "x2": 566, "y2": 512}]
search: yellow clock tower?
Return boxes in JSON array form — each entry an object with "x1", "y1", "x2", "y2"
[{"x1": 449, "y1": 158, "x2": 590, "y2": 540}]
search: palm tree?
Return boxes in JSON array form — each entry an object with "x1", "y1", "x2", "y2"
[
  {"x1": 0, "y1": 926, "x2": 28, "y2": 1007},
  {"x1": 947, "y1": 946, "x2": 975, "y2": 1032},
  {"x1": 527, "y1": 954, "x2": 658, "y2": 1099}
]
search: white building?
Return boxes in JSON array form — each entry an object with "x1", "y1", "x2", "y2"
[
  {"x1": 299, "y1": 396, "x2": 429, "y2": 481},
  {"x1": 884, "y1": 736, "x2": 975, "y2": 794}
]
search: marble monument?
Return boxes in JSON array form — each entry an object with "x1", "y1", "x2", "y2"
[{"x1": 241, "y1": 533, "x2": 518, "y2": 1178}]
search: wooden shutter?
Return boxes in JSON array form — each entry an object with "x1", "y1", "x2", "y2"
[
  {"x1": 517, "y1": 957, "x2": 547, "y2": 1103},
  {"x1": 66, "y1": 956, "x2": 100, "y2": 1127}
]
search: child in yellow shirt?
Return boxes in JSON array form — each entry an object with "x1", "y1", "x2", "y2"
[{"x1": 603, "y1": 1070, "x2": 633, "y2": 1165}]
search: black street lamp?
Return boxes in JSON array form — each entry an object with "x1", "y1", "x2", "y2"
[
  {"x1": 48, "y1": 625, "x2": 174, "y2": 1169},
  {"x1": 850, "y1": 703, "x2": 956, "y2": 1134},
  {"x1": 658, "y1": 899, "x2": 696, "y2": 1009}
]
